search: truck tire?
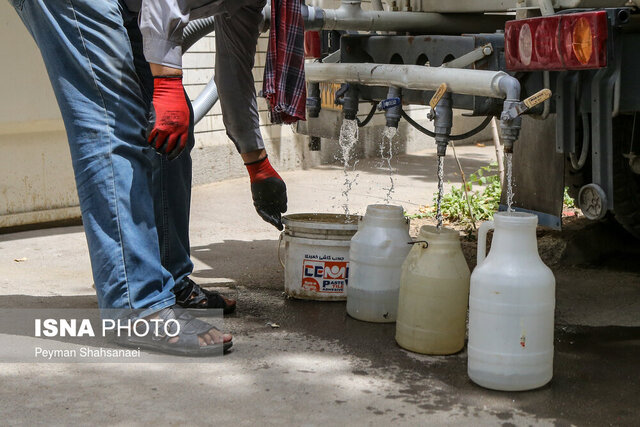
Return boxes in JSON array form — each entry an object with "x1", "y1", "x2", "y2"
[{"x1": 611, "y1": 114, "x2": 640, "y2": 239}]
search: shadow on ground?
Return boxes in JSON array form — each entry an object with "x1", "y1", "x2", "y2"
[
  {"x1": 0, "y1": 225, "x2": 85, "y2": 242},
  {"x1": 190, "y1": 239, "x2": 283, "y2": 289}
]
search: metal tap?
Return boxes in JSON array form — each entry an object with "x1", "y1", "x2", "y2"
[{"x1": 427, "y1": 83, "x2": 453, "y2": 157}]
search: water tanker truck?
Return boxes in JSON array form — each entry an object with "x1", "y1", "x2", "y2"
[{"x1": 282, "y1": 0, "x2": 640, "y2": 237}]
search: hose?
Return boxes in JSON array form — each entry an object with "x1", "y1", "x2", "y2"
[
  {"x1": 357, "y1": 103, "x2": 378, "y2": 127},
  {"x1": 182, "y1": 17, "x2": 219, "y2": 124},
  {"x1": 400, "y1": 109, "x2": 493, "y2": 141},
  {"x1": 570, "y1": 113, "x2": 590, "y2": 170},
  {"x1": 400, "y1": 109, "x2": 436, "y2": 137},
  {"x1": 449, "y1": 116, "x2": 493, "y2": 141},
  {"x1": 183, "y1": 17, "x2": 216, "y2": 52}
]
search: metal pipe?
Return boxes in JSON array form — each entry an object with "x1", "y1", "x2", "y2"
[
  {"x1": 305, "y1": 63, "x2": 514, "y2": 99},
  {"x1": 334, "y1": 84, "x2": 360, "y2": 120},
  {"x1": 265, "y1": 1, "x2": 508, "y2": 34},
  {"x1": 307, "y1": 83, "x2": 321, "y2": 118},
  {"x1": 323, "y1": 2, "x2": 508, "y2": 33},
  {"x1": 433, "y1": 92, "x2": 453, "y2": 157},
  {"x1": 383, "y1": 87, "x2": 402, "y2": 128},
  {"x1": 532, "y1": 71, "x2": 551, "y2": 120},
  {"x1": 306, "y1": 62, "x2": 524, "y2": 152},
  {"x1": 498, "y1": 76, "x2": 522, "y2": 153}
]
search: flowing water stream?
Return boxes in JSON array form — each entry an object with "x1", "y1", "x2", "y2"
[
  {"x1": 436, "y1": 156, "x2": 445, "y2": 230},
  {"x1": 338, "y1": 119, "x2": 360, "y2": 216},
  {"x1": 505, "y1": 152, "x2": 514, "y2": 212},
  {"x1": 381, "y1": 126, "x2": 397, "y2": 204}
]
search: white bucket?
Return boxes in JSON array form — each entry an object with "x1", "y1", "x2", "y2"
[{"x1": 279, "y1": 213, "x2": 359, "y2": 301}]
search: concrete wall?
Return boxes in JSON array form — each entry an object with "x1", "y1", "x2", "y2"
[{"x1": 0, "y1": 3, "x2": 79, "y2": 229}]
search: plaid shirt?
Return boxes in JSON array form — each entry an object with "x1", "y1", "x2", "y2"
[{"x1": 262, "y1": 0, "x2": 307, "y2": 124}]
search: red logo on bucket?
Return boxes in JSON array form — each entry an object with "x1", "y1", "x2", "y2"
[
  {"x1": 302, "y1": 260, "x2": 348, "y2": 293},
  {"x1": 302, "y1": 277, "x2": 320, "y2": 292},
  {"x1": 324, "y1": 262, "x2": 348, "y2": 280}
]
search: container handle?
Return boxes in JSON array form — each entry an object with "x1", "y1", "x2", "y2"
[
  {"x1": 477, "y1": 220, "x2": 495, "y2": 265},
  {"x1": 277, "y1": 232, "x2": 286, "y2": 269}
]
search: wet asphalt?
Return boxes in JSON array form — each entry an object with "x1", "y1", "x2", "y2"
[{"x1": 223, "y1": 283, "x2": 639, "y2": 426}]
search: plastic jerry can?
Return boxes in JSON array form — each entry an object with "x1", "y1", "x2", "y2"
[
  {"x1": 468, "y1": 212, "x2": 555, "y2": 391},
  {"x1": 346, "y1": 204, "x2": 411, "y2": 322},
  {"x1": 395, "y1": 225, "x2": 470, "y2": 354}
]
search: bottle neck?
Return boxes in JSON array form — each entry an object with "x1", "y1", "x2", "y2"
[
  {"x1": 362, "y1": 216, "x2": 407, "y2": 228},
  {"x1": 491, "y1": 224, "x2": 539, "y2": 258},
  {"x1": 418, "y1": 231, "x2": 461, "y2": 253}
]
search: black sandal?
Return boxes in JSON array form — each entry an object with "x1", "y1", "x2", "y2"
[
  {"x1": 175, "y1": 278, "x2": 237, "y2": 315},
  {"x1": 114, "y1": 306, "x2": 232, "y2": 357}
]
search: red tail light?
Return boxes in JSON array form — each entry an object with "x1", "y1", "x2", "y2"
[{"x1": 505, "y1": 11, "x2": 608, "y2": 71}]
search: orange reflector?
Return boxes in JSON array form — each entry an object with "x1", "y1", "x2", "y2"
[{"x1": 572, "y1": 17, "x2": 593, "y2": 65}]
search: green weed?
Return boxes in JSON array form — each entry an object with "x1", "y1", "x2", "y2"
[{"x1": 407, "y1": 163, "x2": 502, "y2": 231}]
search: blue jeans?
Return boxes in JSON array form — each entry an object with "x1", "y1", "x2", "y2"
[{"x1": 10, "y1": 0, "x2": 194, "y2": 311}]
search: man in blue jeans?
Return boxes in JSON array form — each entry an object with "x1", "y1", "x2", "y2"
[{"x1": 10, "y1": 0, "x2": 288, "y2": 356}]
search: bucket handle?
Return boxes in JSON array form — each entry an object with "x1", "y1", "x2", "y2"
[
  {"x1": 477, "y1": 220, "x2": 495, "y2": 265},
  {"x1": 277, "y1": 232, "x2": 286, "y2": 269}
]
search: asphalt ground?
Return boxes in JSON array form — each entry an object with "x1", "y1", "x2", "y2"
[{"x1": 1, "y1": 145, "x2": 638, "y2": 426}]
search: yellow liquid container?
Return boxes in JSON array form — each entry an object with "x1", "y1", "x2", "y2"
[{"x1": 395, "y1": 226, "x2": 470, "y2": 355}]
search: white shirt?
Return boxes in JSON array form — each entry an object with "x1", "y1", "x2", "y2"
[{"x1": 124, "y1": 0, "x2": 253, "y2": 69}]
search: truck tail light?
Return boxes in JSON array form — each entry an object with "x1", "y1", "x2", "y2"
[{"x1": 505, "y1": 11, "x2": 608, "y2": 71}]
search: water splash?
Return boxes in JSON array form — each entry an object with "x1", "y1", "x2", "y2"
[
  {"x1": 338, "y1": 119, "x2": 360, "y2": 216},
  {"x1": 505, "y1": 152, "x2": 514, "y2": 212},
  {"x1": 436, "y1": 156, "x2": 445, "y2": 230},
  {"x1": 381, "y1": 126, "x2": 397, "y2": 204}
]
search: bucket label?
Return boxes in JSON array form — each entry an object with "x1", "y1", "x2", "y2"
[{"x1": 301, "y1": 256, "x2": 348, "y2": 294}]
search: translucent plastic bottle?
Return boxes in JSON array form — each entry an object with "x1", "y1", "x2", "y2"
[
  {"x1": 395, "y1": 226, "x2": 470, "y2": 354},
  {"x1": 346, "y1": 204, "x2": 411, "y2": 322},
  {"x1": 468, "y1": 212, "x2": 555, "y2": 391}
]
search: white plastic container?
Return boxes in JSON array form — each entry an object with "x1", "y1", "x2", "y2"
[
  {"x1": 346, "y1": 204, "x2": 411, "y2": 322},
  {"x1": 280, "y1": 214, "x2": 359, "y2": 301},
  {"x1": 395, "y1": 225, "x2": 470, "y2": 354},
  {"x1": 468, "y1": 212, "x2": 556, "y2": 391}
]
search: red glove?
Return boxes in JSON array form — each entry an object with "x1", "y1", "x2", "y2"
[
  {"x1": 146, "y1": 76, "x2": 193, "y2": 160},
  {"x1": 246, "y1": 156, "x2": 288, "y2": 230}
]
